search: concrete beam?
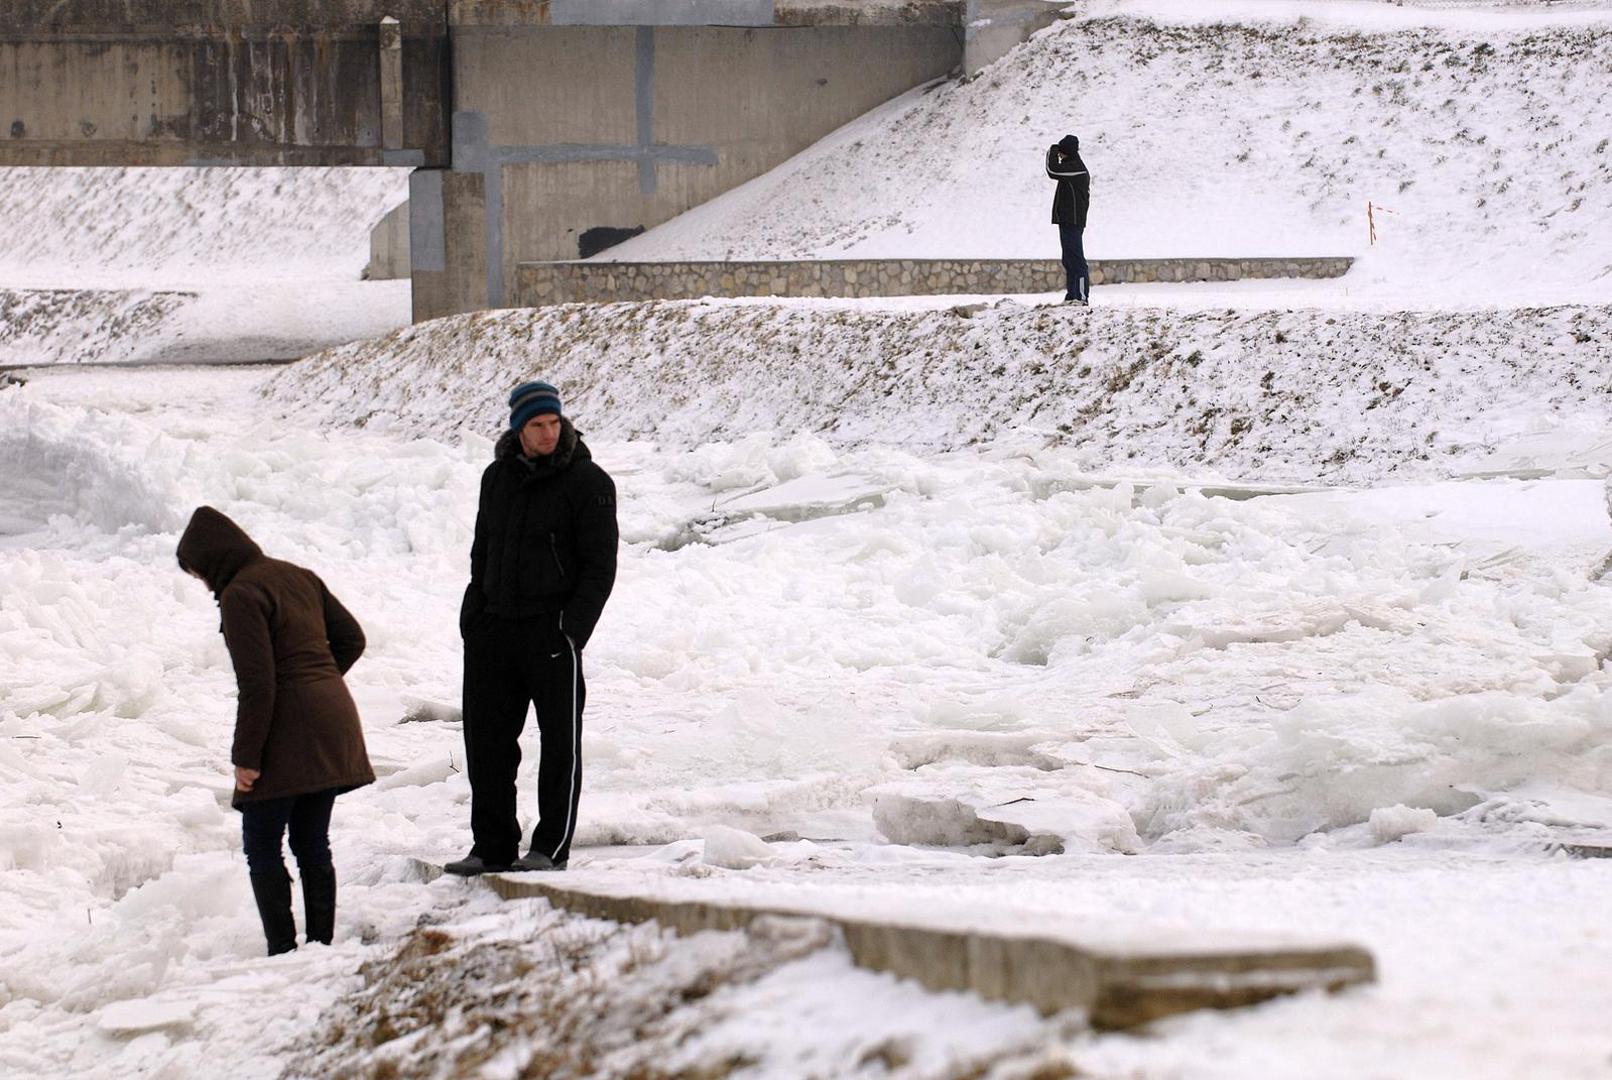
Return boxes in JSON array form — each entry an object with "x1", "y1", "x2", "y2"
[
  {"x1": 775, "y1": 0, "x2": 964, "y2": 26},
  {"x1": 407, "y1": 860, "x2": 1375, "y2": 1029},
  {"x1": 0, "y1": 1, "x2": 447, "y2": 33},
  {"x1": 448, "y1": 0, "x2": 963, "y2": 28}
]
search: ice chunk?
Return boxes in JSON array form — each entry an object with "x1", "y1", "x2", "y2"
[
  {"x1": 374, "y1": 755, "x2": 456, "y2": 791},
  {"x1": 871, "y1": 771, "x2": 1139, "y2": 854},
  {"x1": 78, "y1": 752, "x2": 128, "y2": 797},
  {"x1": 713, "y1": 472, "x2": 888, "y2": 523},
  {"x1": 399, "y1": 696, "x2": 462, "y2": 724},
  {"x1": 886, "y1": 730, "x2": 1066, "y2": 771},
  {"x1": 702, "y1": 825, "x2": 780, "y2": 870},
  {"x1": 97, "y1": 999, "x2": 196, "y2": 1036},
  {"x1": 1369, "y1": 805, "x2": 1440, "y2": 843}
]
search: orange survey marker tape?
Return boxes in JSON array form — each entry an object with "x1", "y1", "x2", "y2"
[{"x1": 1367, "y1": 201, "x2": 1397, "y2": 246}]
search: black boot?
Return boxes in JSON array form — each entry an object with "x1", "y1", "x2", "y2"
[
  {"x1": 302, "y1": 865, "x2": 336, "y2": 946},
  {"x1": 443, "y1": 852, "x2": 512, "y2": 876},
  {"x1": 512, "y1": 850, "x2": 567, "y2": 872},
  {"x1": 248, "y1": 869, "x2": 297, "y2": 956}
]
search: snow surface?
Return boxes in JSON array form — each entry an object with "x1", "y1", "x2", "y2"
[
  {"x1": 0, "y1": 168, "x2": 412, "y2": 366},
  {"x1": 5, "y1": 1, "x2": 1612, "y2": 1076}
]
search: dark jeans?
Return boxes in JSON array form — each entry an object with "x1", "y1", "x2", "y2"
[
  {"x1": 241, "y1": 788, "x2": 338, "y2": 876},
  {"x1": 1059, "y1": 221, "x2": 1089, "y2": 302},
  {"x1": 462, "y1": 615, "x2": 585, "y2": 866}
]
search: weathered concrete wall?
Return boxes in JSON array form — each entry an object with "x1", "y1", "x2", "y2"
[
  {"x1": 365, "y1": 202, "x2": 412, "y2": 279},
  {"x1": 0, "y1": 0, "x2": 450, "y2": 167},
  {"x1": 515, "y1": 256, "x2": 1357, "y2": 304},
  {"x1": 415, "y1": 3, "x2": 963, "y2": 321}
]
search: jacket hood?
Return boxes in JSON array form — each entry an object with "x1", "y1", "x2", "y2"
[
  {"x1": 1057, "y1": 134, "x2": 1080, "y2": 153},
  {"x1": 177, "y1": 506, "x2": 263, "y2": 595},
  {"x1": 494, "y1": 415, "x2": 591, "y2": 474}
]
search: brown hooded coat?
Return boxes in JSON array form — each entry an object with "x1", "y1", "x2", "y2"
[{"x1": 177, "y1": 507, "x2": 375, "y2": 810}]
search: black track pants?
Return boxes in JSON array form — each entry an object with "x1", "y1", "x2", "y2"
[
  {"x1": 461, "y1": 615, "x2": 585, "y2": 866},
  {"x1": 1059, "y1": 220, "x2": 1089, "y2": 302}
]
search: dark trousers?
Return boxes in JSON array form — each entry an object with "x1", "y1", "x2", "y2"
[
  {"x1": 241, "y1": 788, "x2": 338, "y2": 876},
  {"x1": 462, "y1": 616, "x2": 585, "y2": 866},
  {"x1": 1059, "y1": 221, "x2": 1089, "y2": 302}
]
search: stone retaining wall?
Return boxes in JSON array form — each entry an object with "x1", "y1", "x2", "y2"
[{"x1": 515, "y1": 256, "x2": 1355, "y2": 306}]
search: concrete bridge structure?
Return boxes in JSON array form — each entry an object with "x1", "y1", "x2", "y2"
[{"x1": 1, "y1": 0, "x2": 1003, "y2": 322}]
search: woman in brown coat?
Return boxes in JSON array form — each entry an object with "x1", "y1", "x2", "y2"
[{"x1": 177, "y1": 506, "x2": 375, "y2": 956}]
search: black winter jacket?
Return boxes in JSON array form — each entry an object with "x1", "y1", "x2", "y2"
[
  {"x1": 460, "y1": 417, "x2": 619, "y2": 649},
  {"x1": 1046, "y1": 146, "x2": 1090, "y2": 230}
]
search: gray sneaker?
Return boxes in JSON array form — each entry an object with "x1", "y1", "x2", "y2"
[{"x1": 511, "y1": 851, "x2": 568, "y2": 872}]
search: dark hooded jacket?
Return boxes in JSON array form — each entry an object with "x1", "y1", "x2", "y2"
[
  {"x1": 177, "y1": 506, "x2": 375, "y2": 810},
  {"x1": 460, "y1": 416, "x2": 618, "y2": 649},
  {"x1": 1046, "y1": 139, "x2": 1090, "y2": 230}
]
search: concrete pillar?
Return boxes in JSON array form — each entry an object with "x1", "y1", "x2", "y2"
[
  {"x1": 411, "y1": 168, "x2": 492, "y2": 321},
  {"x1": 365, "y1": 201, "x2": 412, "y2": 280},
  {"x1": 380, "y1": 16, "x2": 405, "y2": 151}
]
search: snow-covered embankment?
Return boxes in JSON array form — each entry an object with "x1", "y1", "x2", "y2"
[{"x1": 264, "y1": 299, "x2": 1612, "y2": 485}]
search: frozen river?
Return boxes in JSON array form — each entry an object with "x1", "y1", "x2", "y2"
[{"x1": 2, "y1": 364, "x2": 1611, "y2": 1078}]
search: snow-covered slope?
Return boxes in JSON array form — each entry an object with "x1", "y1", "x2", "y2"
[
  {"x1": 262, "y1": 298, "x2": 1612, "y2": 484},
  {"x1": 0, "y1": 167, "x2": 409, "y2": 285},
  {"x1": 0, "y1": 168, "x2": 412, "y2": 365},
  {"x1": 606, "y1": 0, "x2": 1612, "y2": 303},
  {"x1": 0, "y1": 289, "x2": 196, "y2": 367}
]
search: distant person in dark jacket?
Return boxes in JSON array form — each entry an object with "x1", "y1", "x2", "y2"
[
  {"x1": 1046, "y1": 134, "x2": 1091, "y2": 304},
  {"x1": 446, "y1": 381, "x2": 619, "y2": 876},
  {"x1": 177, "y1": 506, "x2": 374, "y2": 956}
]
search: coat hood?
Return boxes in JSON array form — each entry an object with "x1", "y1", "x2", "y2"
[{"x1": 177, "y1": 506, "x2": 263, "y2": 595}]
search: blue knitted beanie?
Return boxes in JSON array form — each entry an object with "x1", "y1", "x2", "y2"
[{"x1": 509, "y1": 381, "x2": 563, "y2": 430}]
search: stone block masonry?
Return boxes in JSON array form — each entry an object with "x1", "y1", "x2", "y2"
[{"x1": 515, "y1": 256, "x2": 1356, "y2": 305}]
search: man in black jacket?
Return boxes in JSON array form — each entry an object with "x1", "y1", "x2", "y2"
[
  {"x1": 446, "y1": 380, "x2": 618, "y2": 875},
  {"x1": 1046, "y1": 134, "x2": 1091, "y2": 304}
]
